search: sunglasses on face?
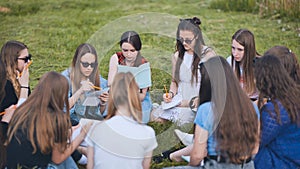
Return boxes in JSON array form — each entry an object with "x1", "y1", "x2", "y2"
[
  {"x1": 17, "y1": 54, "x2": 32, "y2": 63},
  {"x1": 178, "y1": 36, "x2": 196, "y2": 45},
  {"x1": 80, "y1": 61, "x2": 97, "y2": 68},
  {"x1": 122, "y1": 48, "x2": 136, "y2": 52}
]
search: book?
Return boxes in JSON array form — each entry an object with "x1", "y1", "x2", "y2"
[
  {"x1": 161, "y1": 94, "x2": 182, "y2": 110},
  {"x1": 117, "y1": 62, "x2": 152, "y2": 89}
]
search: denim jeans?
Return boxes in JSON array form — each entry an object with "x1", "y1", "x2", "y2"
[{"x1": 47, "y1": 157, "x2": 78, "y2": 169}]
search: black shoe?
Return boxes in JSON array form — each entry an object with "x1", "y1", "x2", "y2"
[{"x1": 152, "y1": 154, "x2": 164, "y2": 163}]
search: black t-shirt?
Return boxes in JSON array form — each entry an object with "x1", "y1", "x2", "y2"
[
  {"x1": 6, "y1": 128, "x2": 51, "y2": 169},
  {"x1": 0, "y1": 80, "x2": 18, "y2": 113}
]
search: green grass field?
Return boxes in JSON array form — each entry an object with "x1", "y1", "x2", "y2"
[{"x1": 0, "y1": 0, "x2": 299, "y2": 168}]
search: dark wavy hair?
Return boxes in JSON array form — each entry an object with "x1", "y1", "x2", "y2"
[
  {"x1": 255, "y1": 55, "x2": 300, "y2": 125},
  {"x1": 200, "y1": 56, "x2": 259, "y2": 163},
  {"x1": 264, "y1": 46, "x2": 300, "y2": 84},
  {"x1": 174, "y1": 17, "x2": 205, "y2": 85}
]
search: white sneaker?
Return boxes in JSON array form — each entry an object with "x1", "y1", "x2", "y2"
[
  {"x1": 174, "y1": 129, "x2": 194, "y2": 146},
  {"x1": 78, "y1": 154, "x2": 87, "y2": 165}
]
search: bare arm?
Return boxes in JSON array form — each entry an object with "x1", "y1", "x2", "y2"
[
  {"x1": 170, "y1": 52, "x2": 179, "y2": 95},
  {"x1": 51, "y1": 122, "x2": 93, "y2": 164},
  {"x1": 163, "y1": 52, "x2": 179, "y2": 103},
  {"x1": 142, "y1": 151, "x2": 153, "y2": 169},
  {"x1": 86, "y1": 146, "x2": 94, "y2": 169},
  {"x1": 18, "y1": 64, "x2": 30, "y2": 99},
  {"x1": 189, "y1": 125, "x2": 208, "y2": 166},
  {"x1": 68, "y1": 88, "x2": 83, "y2": 108},
  {"x1": 107, "y1": 54, "x2": 118, "y2": 87}
]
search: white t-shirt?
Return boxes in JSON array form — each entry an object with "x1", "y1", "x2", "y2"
[{"x1": 86, "y1": 115, "x2": 157, "y2": 169}]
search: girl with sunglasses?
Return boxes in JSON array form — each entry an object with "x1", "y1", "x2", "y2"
[
  {"x1": 153, "y1": 17, "x2": 216, "y2": 125},
  {"x1": 0, "y1": 40, "x2": 31, "y2": 117},
  {"x1": 107, "y1": 30, "x2": 153, "y2": 124},
  {"x1": 61, "y1": 43, "x2": 108, "y2": 165},
  {"x1": 62, "y1": 43, "x2": 108, "y2": 125}
]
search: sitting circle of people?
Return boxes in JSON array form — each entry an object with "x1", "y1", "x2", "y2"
[{"x1": 0, "y1": 16, "x2": 299, "y2": 169}]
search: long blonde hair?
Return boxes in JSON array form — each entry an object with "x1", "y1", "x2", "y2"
[
  {"x1": 6, "y1": 71, "x2": 71, "y2": 154},
  {"x1": 106, "y1": 72, "x2": 142, "y2": 123}
]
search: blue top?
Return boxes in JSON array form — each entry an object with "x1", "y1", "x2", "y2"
[
  {"x1": 61, "y1": 68, "x2": 108, "y2": 124},
  {"x1": 254, "y1": 100, "x2": 300, "y2": 169},
  {"x1": 194, "y1": 101, "x2": 260, "y2": 156}
]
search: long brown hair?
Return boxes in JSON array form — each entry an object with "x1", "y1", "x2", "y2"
[
  {"x1": 0, "y1": 40, "x2": 28, "y2": 97},
  {"x1": 70, "y1": 43, "x2": 100, "y2": 92},
  {"x1": 200, "y1": 56, "x2": 259, "y2": 163},
  {"x1": 231, "y1": 29, "x2": 259, "y2": 95},
  {"x1": 106, "y1": 72, "x2": 142, "y2": 123},
  {"x1": 0, "y1": 59, "x2": 6, "y2": 169},
  {"x1": 264, "y1": 46, "x2": 300, "y2": 84},
  {"x1": 255, "y1": 55, "x2": 300, "y2": 125},
  {"x1": 6, "y1": 71, "x2": 71, "y2": 154},
  {"x1": 174, "y1": 17, "x2": 205, "y2": 85}
]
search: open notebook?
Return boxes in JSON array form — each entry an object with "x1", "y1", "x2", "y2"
[
  {"x1": 117, "y1": 62, "x2": 151, "y2": 89},
  {"x1": 161, "y1": 94, "x2": 182, "y2": 110}
]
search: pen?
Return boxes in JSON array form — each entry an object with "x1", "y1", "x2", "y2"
[
  {"x1": 164, "y1": 85, "x2": 168, "y2": 98},
  {"x1": 19, "y1": 60, "x2": 32, "y2": 78},
  {"x1": 0, "y1": 105, "x2": 17, "y2": 116},
  {"x1": 93, "y1": 86, "x2": 102, "y2": 90}
]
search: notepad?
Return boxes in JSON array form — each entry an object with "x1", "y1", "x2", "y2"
[
  {"x1": 117, "y1": 62, "x2": 152, "y2": 89},
  {"x1": 82, "y1": 88, "x2": 110, "y2": 106},
  {"x1": 161, "y1": 94, "x2": 182, "y2": 110}
]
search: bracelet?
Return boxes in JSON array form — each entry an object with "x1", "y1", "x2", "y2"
[
  {"x1": 169, "y1": 91, "x2": 175, "y2": 98},
  {"x1": 21, "y1": 86, "x2": 29, "y2": 89}
]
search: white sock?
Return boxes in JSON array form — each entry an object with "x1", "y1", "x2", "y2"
[{"x1": 78, "y1": 154, "x2": 87, "y2": 165}]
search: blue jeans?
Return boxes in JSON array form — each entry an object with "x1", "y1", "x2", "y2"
[{"x1": 47, "y1": 157, "x2": 78, "y2": 169}]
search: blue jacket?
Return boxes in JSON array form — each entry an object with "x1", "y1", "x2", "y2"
[{"x1": 254, "y1": 100, "x2": 300, "y2": 169}]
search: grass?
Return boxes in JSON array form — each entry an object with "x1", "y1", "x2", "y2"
[{"x1": 0, "y1": 0, "x2": 299, "y2": 168}]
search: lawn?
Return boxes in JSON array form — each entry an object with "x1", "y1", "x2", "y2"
[{"x1": 0, "y1": 0, "x2": 299, "y2": 168}]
